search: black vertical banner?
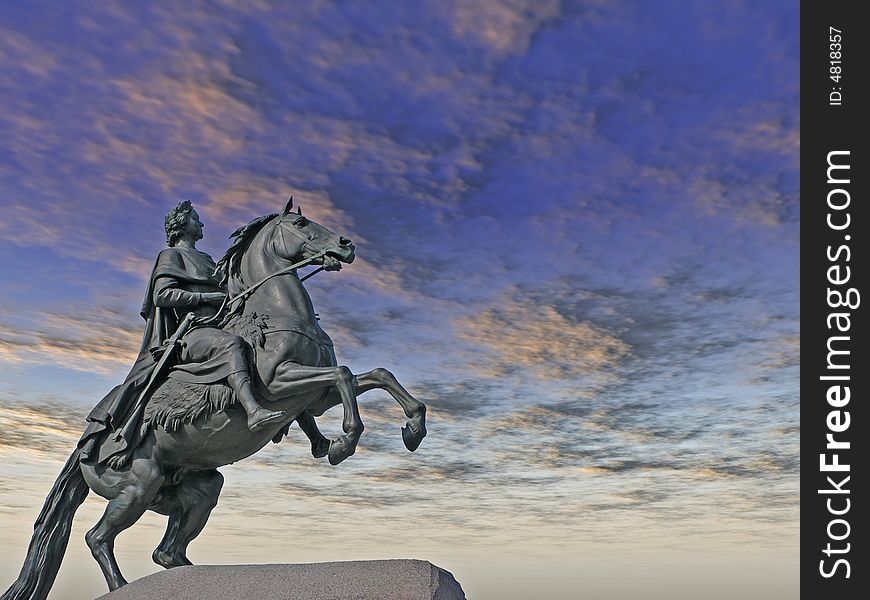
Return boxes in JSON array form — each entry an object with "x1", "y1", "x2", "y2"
[{"x1": 802, "y1": 1, "x2": 867, "y2": 598}]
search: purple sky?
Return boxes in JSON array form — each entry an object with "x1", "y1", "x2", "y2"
[{"x1": 1, "y1": 2, "x2": 798, "y2": 598}]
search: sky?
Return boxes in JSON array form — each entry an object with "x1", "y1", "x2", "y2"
[{"x1": 0, "y1": 1, "x2": 799, "y2": 599}]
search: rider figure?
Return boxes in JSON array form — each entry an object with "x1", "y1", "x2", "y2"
[
  {"x1": 79, "y1": 201, "x2": 285, "y2": 466},
  {"x1": 154, "y1": 200, "x2": 284, "y2": 432}
]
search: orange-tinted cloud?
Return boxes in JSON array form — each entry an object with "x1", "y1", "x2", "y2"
[{"x1": 457, "y1": 287, "x2": 631, "y2": 383}]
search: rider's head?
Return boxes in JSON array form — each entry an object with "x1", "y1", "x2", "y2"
[{"x1": 165, "y1": 200, "x2": 202, "y2": 246}]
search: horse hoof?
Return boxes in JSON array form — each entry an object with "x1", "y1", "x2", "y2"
[
  {"x1": 311, "y1": 438, "x2": 329, "y2": 459},
  {"x1": 328, "y1": 436, "x2": 355, "y2": 465},
  {"x1": 402, "y1": 422, "x2": 426, "y2": 452},
  {"x1": 153, "y1": 549, "x2": 192, "y2": 569},
  {"x1": 108, "y1": 576, "x2": 129, "y2": 592}
]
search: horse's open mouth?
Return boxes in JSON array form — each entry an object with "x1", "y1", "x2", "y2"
[
  {"x1": 323, "y1": 254, "x2": 343, "y2": 271},
  {"x1": 325, "y1": 246, "x2": 355, "y2": 268}
]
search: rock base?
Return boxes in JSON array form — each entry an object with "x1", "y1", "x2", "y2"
[{"x1": 97, "y1": 559, "x2": 467, "y2": 600}]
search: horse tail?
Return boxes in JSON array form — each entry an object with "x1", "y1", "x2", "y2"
[{"x1": 1, "y1": 448, "x2": 89, "y2": 600}]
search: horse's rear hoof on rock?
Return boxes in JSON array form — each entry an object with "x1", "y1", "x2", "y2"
[{"x1": 152, "y1": 548, "x2": 193, "y2": 570}]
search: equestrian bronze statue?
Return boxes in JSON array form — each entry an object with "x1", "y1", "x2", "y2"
[{"x1": 1, "y1": 198, "x2": 427, "y2": 600}]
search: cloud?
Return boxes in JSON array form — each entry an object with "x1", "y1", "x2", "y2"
[
  {"x1": 0, "y1": 29, "x2": 60, "y2": 78},
  {"x1": 408, "y1": 380, "x2": 500, "y2": 420},
  {"x1": 0, "y1": 308, "x2": 140, "y2": 375},
  {"x1": 446, "y1": 0, "x2": 562, "y2": 56},
  {"x1": 0, "y1": 400, "x2": 86, "y2": 457},
  {"x1": 457, "y1": 286, "x2": 631, "y2": 384}
]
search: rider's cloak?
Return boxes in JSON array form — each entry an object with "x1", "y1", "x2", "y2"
[{"x1": 78, "y1": 247, "x2": 227, "y2": 465}]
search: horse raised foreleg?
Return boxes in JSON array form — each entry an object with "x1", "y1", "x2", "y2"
[
  {"x1": 150, "y1": 470, "x2": 223, "y2": 569},
  {"x1": 302, "y1": 368, "x2": 427, "y2": 453},
  {"x1": 354, "y1": 368, "x2": 427, "y2": 451},
  {"x1": 296, "y1": 410, "x2": 330, "y2": 458},
  {"x1": 269, "y1": 362, "x2": 363, "y2": 465}
]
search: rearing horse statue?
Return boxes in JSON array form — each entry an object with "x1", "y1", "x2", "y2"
[{"x1": 1, "y1": 199, "x2": 427, "y2": 600}]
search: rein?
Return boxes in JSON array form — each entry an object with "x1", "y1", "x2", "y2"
[
  {"x1": 227, "y1": 249, "x2": 327, "y2": 308},
  {"x1": 198, "y1": 249, "x2": 328, "y2": 326}
]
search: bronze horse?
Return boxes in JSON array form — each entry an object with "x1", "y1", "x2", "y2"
[{"x1": 2, "y1": 199, "x2": 427, "y2": 599}]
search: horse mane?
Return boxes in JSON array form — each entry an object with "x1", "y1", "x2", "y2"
[{"x1": 215, "y1": 213, "x2": 278, "y2": 295}]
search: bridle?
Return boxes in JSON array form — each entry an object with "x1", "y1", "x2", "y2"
[
  {"x1": 198, "y1": 216, "x2": 337, "y2": 325},
  {"x1": 226, "y1": 249, "x2": 328, "y2": 309}
]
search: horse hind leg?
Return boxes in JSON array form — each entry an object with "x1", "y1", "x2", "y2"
[
  {"x1": 83, "y1": 458, "x2": 165, "y2": 591},
  {"x1": 151, "y1": 470, "x2": 224, "y2": 569}
]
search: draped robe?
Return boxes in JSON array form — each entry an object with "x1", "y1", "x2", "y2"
[{"x1": 78, "y1": 246, "x2": 244, "y2": 465}]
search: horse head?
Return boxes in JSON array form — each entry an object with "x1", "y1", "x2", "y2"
[
  {"x1": 216, "y1": 197, "x2": 355, "y2": 297},
  {"x1": 271, "y1": 196, "x2": 356, "y2": 272}
]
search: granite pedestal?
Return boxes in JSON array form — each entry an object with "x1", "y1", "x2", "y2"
[{"x1": 96, "y1": 560, "x2": 466, "y2": 600}]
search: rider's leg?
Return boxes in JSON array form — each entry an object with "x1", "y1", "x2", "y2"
[
  {"x1": 226, "y1": 371, "x2": 285, "y2": 431},
  {"x1": 178, "y1": 328, "x2": 285, "y2": 431}
]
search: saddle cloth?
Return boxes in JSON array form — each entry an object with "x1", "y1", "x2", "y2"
[{"x1": 144, "y1": 377, "x2": 237, "y2": 432}]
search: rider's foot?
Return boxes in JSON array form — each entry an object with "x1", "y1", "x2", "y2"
[{"x1": 247, "y1": 408, "x2": 286, "y2": 431}]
